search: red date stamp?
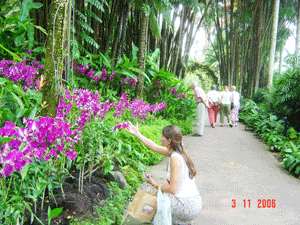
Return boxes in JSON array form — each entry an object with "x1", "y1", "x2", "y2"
[{"x1": 232, "y1": 199, "x2": 276, "y2": 208}]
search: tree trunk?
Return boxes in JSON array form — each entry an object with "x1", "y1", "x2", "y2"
[
  {"x1": 171, "y1": 7, "x2": 187, "y2": 75},
  {"x1": 159, "y1": 19, "x2": 167, "y2": 68},
  {"x1": 136, "y1": 9, "x2": 149, "y2": 100},
  {"x1": 41, "y1": 0, "x2": 65, "y2": 117},
  {"x1": 105, "y1": 0, "x2": 120, "y2": 55},
  {"x1": 111, "y1": 4, "x2": 123, "y2": 61},
  {"x1": 166, "y1": 10, "x2": 177, "y2": 71},
  {"x1": 182, "y1": 12, "x2": 196, "y2": 70},
  {"x1": 267, "y1": 0, "x2": 280, "y2": 89},
  {"x1": 75, "y1": 0, "x2": 84, "y2": 48},
  {"x1": 254, "y1": 0, "x2": 264, "y2": 93},
  {"x1": 223, "y1": 0, "x2": 230, "y2": 85}
]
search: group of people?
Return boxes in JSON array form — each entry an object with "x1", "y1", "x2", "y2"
[
  {"x1": 191, "y1": 82, "x2": 240, "y2": 137},
  {"x1": 123, "y1": 82, "x2": 240, "y2": 224}
]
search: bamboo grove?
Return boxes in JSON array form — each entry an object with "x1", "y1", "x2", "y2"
[
  {"x1": 206, "y1": 0, "x2": 299, "y2": 97},
  {"x1": 3, "y1": 0, "x2": 300, "y2": 100}
]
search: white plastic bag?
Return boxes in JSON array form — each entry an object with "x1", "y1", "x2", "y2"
[{"x1": 153, "y1": 187, "x2": 172, "y2": 225}]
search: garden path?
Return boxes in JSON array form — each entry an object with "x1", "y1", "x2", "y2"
[{"x1": 148, "y1": 113, "x2": 300, "y2": 225}]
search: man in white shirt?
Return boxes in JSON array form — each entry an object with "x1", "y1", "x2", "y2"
[{"x1": 220, "y1": 86, "x2": 233, "y2": 127}]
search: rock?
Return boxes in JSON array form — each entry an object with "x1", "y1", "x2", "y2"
[{"x1": 107, "y1": 171, "x2": 127, "y2": 190}]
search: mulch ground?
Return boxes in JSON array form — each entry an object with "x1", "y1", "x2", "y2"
[{"x1": 24, "y1": 170, "x2": 110, "y2": 225}]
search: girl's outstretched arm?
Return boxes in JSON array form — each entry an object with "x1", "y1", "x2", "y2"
[{"x1": 126, "y1": 121, "x2": 169, "y2": 156}]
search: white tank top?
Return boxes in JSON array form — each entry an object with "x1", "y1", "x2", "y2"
[{"x1": 166, "y1": 152, "x2": 200, "y2": 198}]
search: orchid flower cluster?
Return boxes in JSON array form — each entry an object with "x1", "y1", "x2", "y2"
[
  {"x1": 170, "y1": 87, "x2": 186, "y2": 99},
  {"x1": 113, "y1": 93, "x2": 166, "y2": 123},
  {"x1": 147, "y1": 80, "x2": 186, "y2": 99},
  {"x1": 121, "y1": 77, "x2": 137, "y2": 88},
  {"x1": 0, "y1": 59, "x2": 44, "y2": 92},
  {"x1": 57, "y1": 88, "x2": 166, "y2": 131},
  {"x1": 56, "y1": 88, "x2": 115, "y2": 128},
  {"x1": 73, "y1": 64, "x2": 117, "y2": 83},
  {"x1": 0, "y1": 117, "x2": 79, "y2": 182}
]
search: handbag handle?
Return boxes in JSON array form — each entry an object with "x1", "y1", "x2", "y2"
[{"x1": 150, "y1": 187, "x2": 159, "y2": 196}]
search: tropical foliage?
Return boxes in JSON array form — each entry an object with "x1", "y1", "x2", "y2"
[{"x1": 1, "y1": 0, "x2": 300, "y2": 224}]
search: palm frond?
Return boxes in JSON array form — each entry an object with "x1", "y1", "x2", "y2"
[
  {"x1": 130, "y1": 43, "x2": 139, "y2": 62},
  {"x1": 98, "y1": 52, "x2": 113, "y2": 70},
  {"x1": 148, "y1": 48, "x2": 160, "y2": 62},
  {"x1": 146, "y1": 60, "x2": 159, "y2": 71},
  {"x1": 77, "y1": 20, "x2": 94, "y2": 34},
  {"x1": 81, "y1": 32, "x2": 99, "y2": 49},
  {"x1": 85, "y1": 9, "x2": 102, "y2": 23},
  {"x1": 75, "y1": 8, "x2": 87, "y2": 21},
  {"x1": 149, "y1": 8, "x2": 160, "y2": 38},
  {"x1": 78, "y1": 42, "x2": 91, "y2": 55},
  {"x1": 85, "y1": 0, "x2": 105, "y2": 12},
  {"x1": 141, "y1": 4, "x2": 150, "y2": 17}
]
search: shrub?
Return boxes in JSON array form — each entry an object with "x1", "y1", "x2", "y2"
[{"x1": 271, "y1": 68, "x2": 300, "y2": 131}]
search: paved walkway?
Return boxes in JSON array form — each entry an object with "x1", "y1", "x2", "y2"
[{"x1": 148, "y1": 113, "x2": 300, "y2": 225}]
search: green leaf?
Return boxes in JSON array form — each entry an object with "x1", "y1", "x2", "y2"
[
  {"x1": 15, "y1": 108, "x2": 27, "y2": 118},
  {"x1": 117, "y1": 70, "x2": 136, "y2": 79},
  {"x1": 0, "y1": 78, "x2": 8, "y2": 85},
  {"x1": 86, "y1": 0, "x2": 105, "y2": 11},
  {"x1": 48, "y1": 207, "x2": 63, "y2": 220},
  {"x1": 295, "y1": 165, "x2": 300, "y2": 175},
  {"x1": 283, "y1": 157, "x2": 296, "y2": 168},
  {"x1": 28, "y1": 106, "x2": 37, "y2": 119},
  {"x1": 19, "y1": 0, "x2": 43, "y2": 21},
  {"x1": 85, "y1": 9, "x2": 102, "y2": 23},
  {"x1": 289, "y1": 161, "x2": 300, "y2": 173},
  {"x1": 98, "y1": 52, "x2": 112, "y2": 69},
  {"x1": 103, "y1": 161, "x2": 114, "y2": 175},
  {"x1": 33, "y1": 25, "x2": 47, "y2": 36},
  {"x1": 283, "y1": 148, "x2": 292, "y2": 154},
  {"x1": 0, "y1": 44, "x2": 22, "y2": 62},
  {"x1": 0, "y1": 137, "x2": 14, "y2": 146},
  {"x1": 20, "y1": 163, "x2": 30, "y2": 181},
  {"x1": 77, "y1": 20, "x2": 94, "y2": 34},
  {"x1": 7, "y1": 196, "x2": 23, "y2": 204},
  {"x1": 130, "y1": 43, "x2": 138, "y2": 62},
  {"x1": 118, "y1": 140, "x2": 123, "y2": 152},
  {"x1": 75, "y1": 8, "x2": 87, "y2": 20},
  {"x1": 10, "y1": 92, "x2": 24, "y2": 108}
]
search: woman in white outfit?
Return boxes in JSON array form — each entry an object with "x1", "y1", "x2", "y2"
[
  {"x1": 126, "y1": 122, "x2": 202, "y2": 225},
  {"x1": 230, "y1": 86, "x2": 240, "y2": 126}
]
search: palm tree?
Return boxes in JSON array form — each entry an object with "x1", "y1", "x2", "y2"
[
  {"x1": 267, "y1": 0, "x2": 280, "y2": 90},
  {"x1": 135, "y1": 0, "x2": 172, "y2": 100},
  {"x1": 136, "y1": 3, "x2": 149, "y2": 100}
]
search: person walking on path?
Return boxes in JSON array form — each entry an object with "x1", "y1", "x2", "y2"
[
  {"x1": 220, "y1": 86, "x2": 233, "y2": 127},
  {"x1": 230, "y1": 85, "x2": 240, "y2": 127},
  {"x1": 190, "y1": 82, "x2": 209, "y2": 136},
  {"x1": 125, "y1": 122, "x2": 202, "y2": 225},
  {"x1": 207, "y1": 85, "x2": 221, "y2": 128}
]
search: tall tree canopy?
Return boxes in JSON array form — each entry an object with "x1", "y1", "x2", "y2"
[{"x1": 2, "y1": 0, "x2": 298, "y2": 106}]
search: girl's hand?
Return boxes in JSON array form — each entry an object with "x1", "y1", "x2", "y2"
[
  {"x1": 125, "y1": 121, "x2": 139, "y2": 136},
  {"x1": 143, "y1": 172, "x2": 157, "y2": 187}
]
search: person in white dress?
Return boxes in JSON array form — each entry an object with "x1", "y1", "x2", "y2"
[{"x1": 230, "y1": 86, "x2": 240, "y2": 126}]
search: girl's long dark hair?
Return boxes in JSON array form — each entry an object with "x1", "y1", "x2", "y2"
[{"x1": 162, "y1": 125, "x2": 197, "y2": 179}]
